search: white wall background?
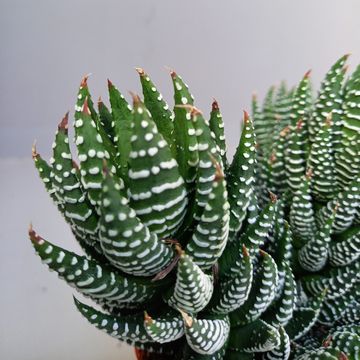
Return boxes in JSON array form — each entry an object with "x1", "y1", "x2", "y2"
[{"x1": 1, "y1": 0, "x2": 360, "y2": 359}]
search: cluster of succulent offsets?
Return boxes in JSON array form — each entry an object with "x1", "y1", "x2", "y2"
[{"x1": 30, "y1": 54, "x2": 359, "y2": 360}]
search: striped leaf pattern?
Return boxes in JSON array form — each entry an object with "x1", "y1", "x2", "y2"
[{"x1": 30, "y1": 58, "x2": 360, "y2": 359}]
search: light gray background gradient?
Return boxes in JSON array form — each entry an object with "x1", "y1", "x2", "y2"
[{"x1": 1, "y1": 0, "x2": 359, "y2": 359}]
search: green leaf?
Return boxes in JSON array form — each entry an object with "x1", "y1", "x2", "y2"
[
  {"x1": 171, "y1": 70, "x2": 199, "y2": 188},
  {"x1": 165, "y1": 246, "x2": 213, "y2": 314},
  {"x1": 310, "y1": 54, "x2": 348, "y2": 145},
  {"x1": 144, "y1": 311, "x2": 184, "y2": 343},
  {"x1": 107, "y1": 79, "x2": 133, "y2": 179},
  {"x1": 261, "y1": 326, "x2": 290, "y2": 360},
  {"x1": 262, "y1": 262, "x2": 296, "y2": 327},
  {"x1": 181, "y1": 311, "x2": 230, "y2": 355},
  {"x1": 316, "y1": 176, "x2": 359, "y2": 234},
  {"x1": 186, "y1": 160, "x2": 230, "y2": 269},
  {"x1": 208, "y1": 245, "x2": 253, "y2": 315},
  {"x1": 128, "y1": 96, "x2": 188, "y2": 238},
  {"x1": 209, "y1": 99, "x2": 227, "y2": 168},
  {"x1": 99, "y1": 170, "x2": 175, "y2": 276},
  {"x1": 226, "y1": 111, "x2": 257, "y2": 239},
  {"x1": 29, "y1": 227, "x2": 159, "y2": 304},
  {"x1": 74, "y1": 297, "x2": 153, "y2": 343},
  {"x1": 336, "y1": 63, "x2": 360, "y2": 188},
  {"x1": 230, "y1": 251, "x2": 278, "y2": 326},
  {"x1": 228, "y1": 319, "x2": 280, "y2": 353},
  {"x1": 137, "y1": 68, "x2": 175, "y2": 155},
  {"x1": 298, "y1": 209, "x2": 335, "y2": 272}
]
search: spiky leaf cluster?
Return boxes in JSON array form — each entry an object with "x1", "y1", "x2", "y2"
[{"x1": 30, "y1": 56, "x2": 359, "y2": 360}]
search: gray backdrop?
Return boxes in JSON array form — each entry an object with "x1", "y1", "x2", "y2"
[{"x1": 1, "y1": 0, "x2": 360, "y2": 359}]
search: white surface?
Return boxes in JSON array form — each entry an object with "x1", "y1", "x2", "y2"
[{"x1": 0, "y1": 158, "x2": 135, "y2": 360}]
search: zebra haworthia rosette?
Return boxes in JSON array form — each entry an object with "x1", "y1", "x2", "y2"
[{"x1": 30, "y1": 56, "x2": 359, "y2": 359}]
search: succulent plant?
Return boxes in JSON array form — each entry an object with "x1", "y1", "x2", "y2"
[{"x1": 30, "y1": 55, "x2": 359, "y2": 360}]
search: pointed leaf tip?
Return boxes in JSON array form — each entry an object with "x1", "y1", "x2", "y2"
[
  {"x1": 98, "y1": 96, "x2": 103, "y2": 105},
  {"x1": 178, "y1": 308, "x2": 193, "y2": 327},
  {"x1": 325, "y1": 112, "x2": 333, "y2": 126},
  {"x1": 129, "y1": 91, "x2": 141, "y2": 106},
  {"x1": 58, "y1": 112, "x2": 69, "y2": 130},
  {"x1": 80, "y1": 74, "x2": 91, "y2": 88},
  {"x1": 296, "y1": 119, "x2": 304, "y2": 130},
  {"x1": 31, "y1": 141, "x2": 38, "y2": 159},
  {"x1": 306, "y1": 167, "x2": 313, "y2": 180},
  {"x1": 169, "y1": 69, "x2": 177, "y2": 79},
  {"x1": 269, "y1": 151, "x2": 276, "y2": 164},
  {"x1": 212, "y1": 98, "x2": 219, "y2": 111},
  {"x1": 107, "y1": 78, "x2": 113, "y2": 88},
  {"x1": 280, "y1": 125, "x2": 291, "y2": 137},
  {"x1": 243, "y1": 110, "x2": 250, "y2": 124},
  {"x1": 28, "y1": 224, "x2": 43, "y2": 244},
  {"x1": 242, "y1": 245, "x2": 249, "y2": 257},
  {"x1": 259, "y1": 249, "x2": 267, "y2": 257},
  {"x1": 72, "y1": 160, "x2": 79, "y2": 170},
  {"x1": 269, "y1": 191, "x2": 277, "y2": 203},
  {"x1": 304, "y1": 69, "x2": 312, "y2": 78},
  {"x1": 144, "y1": 311, "x2": 153, "y2": 325},
  {"x1": 102, "y1": 159, "x2": 110, "y2": 176},
  {"x1": 135, "y1": 67, "x2": 145, "y2": 76},
  {"x1": 82, "y1": 98, "x2": 91, "y2": 115},
  {"x1": 175, "y1": 243, "x2": 184, "y2": 257},
  {"x1": 190, "y1": 106, "x2": 203, "y2": 117}
]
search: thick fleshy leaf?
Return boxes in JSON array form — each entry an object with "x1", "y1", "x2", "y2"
[
  {"x1": 99, "y1": 170, "x2": 175, "y2": 276},
  {"x1": 226, "y1": 111, "x2": 257, "y2": 239},
  {"x1": 209, "y1": 99, "x2": 227, "y2": 168},
  {"x1": 181, "y1": 311, "x2": 230, "y2": 355},
  {"x1": 74, "y1": 297, "x2": 153, "y2": 343},
  {"x1": 230, "y1": 251, "x2": 278, "y2": 326},
  {"x1": 261, "y1": 326, "x2": 290, "y2": 360},
  {"x1": 136, "y1": 68, "x2": 175, "y2": 155},
  {"x1": 186, "y1": 160, "x2": 230, "y2": 269},
  {"x1": 29, "y1": 227, "x2": 159, "y2": 304},
  {"x1": 228, "y1": 319, "x2": 280, "y2": 353},
  {"x1": 171, "y1": 70, "x2": 198, "y2": 187},
  {"x1": 208, "y1": 245, "x2": 253, "y2": 314},
  {"x1": 165, "y1": 246, "x2": 213, "y2": 314},
  {"x1": 107, "y1": 79, "x2": 133, "y2": 179},
  {"x1": 127, "y1": 96, "x2": 187, "y2": 238},
  {"x1": 144, "y1": 311, "x2": 184, "y2": 343}
]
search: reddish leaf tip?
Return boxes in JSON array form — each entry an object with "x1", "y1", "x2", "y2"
[
  {"x1": 243, "y1": 110, "x2": 250, "y2": 124},
  {"x1": 212, "y1": 98, "x2": 219, "y2": 111},
  {"x1": 107, "y1": 78, "x2": 113, "y2": 88},
  {"x1": 269, "y1": 151, "x2": 276, "y2": 165},
  {"x1": 178, "y1": 308, "x2": 193, "y2": 328},
  {"x1": 242, "y1": 245, "x2": 249, "y2": 257},
  {"x1": 296, "y1": 119, "x2": 304, "y2": 130},
  {"x1": 269, "y1": 191, "x2": 277, "y2": 203},
  {"x1": 174, "y1": 243, "x2": 184, "y2": 256},
  {"x1": 280, "y1": 125, "x2": 291, "y2": 137},
  {"x1": 58, "y1": 112, "x2": 69, "y2": 130},
  {"x1": 304, "y1": 69, "x2": 312, "y2": 78},
  {"x1": 135, "y1": 67, "x2": 145, "y2": 76},
  {"x1": 129, "y1": 91, "x2": 141, "y2": 106},
  {"x1": 83, "y1": 98, "x2": 91, "y2": 115},
  {"x1": 305, "y1": 167, "x2": 313, "y2": 180},
  {"x1": 144, "y1": 311, "x2": 153, "y2": 325},
  {"x1": 32, "y1": 141, "x2": 38, "y2": 159},
  {"x1": 259, "y1": 249, "x2": 267, "y2": 257},
  {"x1": 80, "y1": 74, "x2": 91, "y2": 88},
  {"x1": 28, "y1": 224, "x2": 43, "y2": 244}
]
